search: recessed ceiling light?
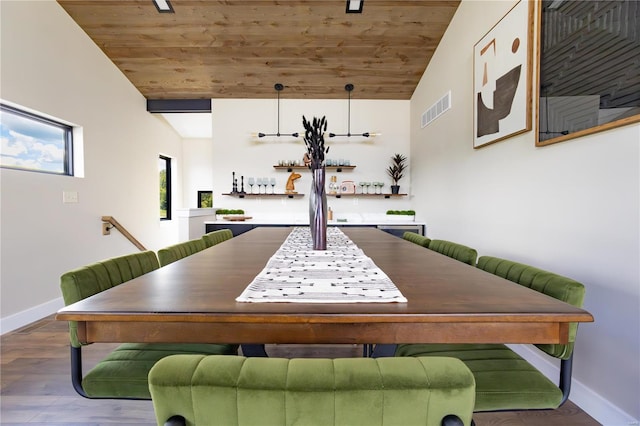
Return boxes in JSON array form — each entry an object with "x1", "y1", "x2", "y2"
[
  {"x1": 346, "y1": 0, "x2": 364, "y2": 14},
  {"x1": 153, "y1": 0, "x2": 174, "y2": 13}
]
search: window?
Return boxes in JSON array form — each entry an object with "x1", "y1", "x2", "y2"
[
  {"x1": 159, "y1": 155, "x2": 172, "y2": 220},
  {"x1": 0, "y1": 103, "x2": 73, "y2": 175}
]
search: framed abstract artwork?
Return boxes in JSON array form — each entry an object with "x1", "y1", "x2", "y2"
[
  {"x1": 536, "y1": 0, "x2": 640, "y2": 146},
  {"x1": 473, "y1": 0, "x2": 534, "y2": 148}
]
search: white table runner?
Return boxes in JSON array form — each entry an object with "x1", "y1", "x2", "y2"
[{"x1": 236, "y1": 227, "x2": 407, "y2": 303}]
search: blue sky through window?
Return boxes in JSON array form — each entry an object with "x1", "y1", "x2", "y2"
[{"x1": 0, "y1": 106, "x2": 68, "y2": 174}]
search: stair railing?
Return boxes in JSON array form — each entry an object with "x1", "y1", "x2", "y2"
[{"x1": 101, "y1": 216, "x2": 147, "y2": 251}]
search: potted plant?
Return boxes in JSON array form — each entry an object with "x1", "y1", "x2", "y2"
[
  {"x1": 386, "y1": 210, "x2": 416, "y2": 221},
  {"x1": 386, "y1": 154, "x2": 407, "y2": 194},
  {"x1": 216, "y1": 209, "x2": 245, "y2": 220}
]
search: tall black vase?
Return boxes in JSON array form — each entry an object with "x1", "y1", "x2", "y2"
[{"x1": 309, "y1": 167, "x2": 327, "y2": 250}]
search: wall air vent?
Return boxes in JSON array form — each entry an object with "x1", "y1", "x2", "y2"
[{"x1": 421, "y1": 91, "x2": 451, "y2": 128}]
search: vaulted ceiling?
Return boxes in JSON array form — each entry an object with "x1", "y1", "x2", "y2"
[{"x1": 56, "y1": 0, "x2": 460, "y2": 100}]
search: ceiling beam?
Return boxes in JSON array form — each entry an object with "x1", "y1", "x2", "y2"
[{"x1": 146, "y1": 99, "x2": 211, "y2": 113}]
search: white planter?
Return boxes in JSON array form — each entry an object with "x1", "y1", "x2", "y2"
[
  {"x1": 385, "y1": 215, "x2": 415, "y2": 222},
  {"x1": 216, "y1": 214, "x2": 245, "y2": 220}
]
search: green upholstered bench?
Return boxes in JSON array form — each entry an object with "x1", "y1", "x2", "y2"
[
  {"x1": 202, "y1": 228, "x2": 233, "y2": 248},
  {"x1": 427, "y1": 239, "x2": 477, "y2": 266},
  {"x1": 60, "y1": 250, "x2": 238, "y2": 399},
  {"x1": 395, "y1": 255, "x2": 586, "y2": 412},
  {"x1": 157, "y1": 238, "x2": 207, "y2": 267},
  {"x1": 403, "y1": 231, "x2": 431, "y2": 247},
  {"x1": 149, "y1": 355, "x2": 476, "y2": 426}
]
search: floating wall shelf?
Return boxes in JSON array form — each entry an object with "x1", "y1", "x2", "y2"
[
  {"x1": 222, "y1": 193, "x2": 304, "y2": 199},
  {"x1": 273, "y1": 165, "x2": 356, "y2": 172},
  {"x1": 329, "y1": 193, "x2": 407, "y2": 199}
]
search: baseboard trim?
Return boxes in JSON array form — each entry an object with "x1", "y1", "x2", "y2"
[
  {"x1": 509, "y1": 344, "x2": 638, "y2": 426},
  {"x1": 0, "y1": 297, "x2": 64, "y2": 334}
]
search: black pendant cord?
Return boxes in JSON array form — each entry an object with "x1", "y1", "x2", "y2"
[
  {"x1": 329, "y1": 83, "x2": 374, "y2": 138},
  {"x1": 347, "y1": 87, "x2": 351, "y2": 136},
  {"x1": 258, "y1": 83, "x2": 299, "y2": 138},
  {"x1": 277, "y1": 87, "x2": 281, "y2": 136}
]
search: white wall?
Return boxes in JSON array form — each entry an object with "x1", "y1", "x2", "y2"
[
  {"x1": 410, "y1": 1, "x2": 639, "y2": 424},
  {"x1": 0, "y1": 1, "x2": 184, "y2": 331},
  {"x1": 183, "y1": 98, "x2": 412, "y2": 220},
  {"x1": 182, "y1": 137, "x2": 214, "y2": 208}
]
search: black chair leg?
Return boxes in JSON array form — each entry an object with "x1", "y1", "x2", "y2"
[
  {"x1": 441, "y1": 414, "x2": 465, "y2": 426},
  {"x1": 70, "y1": 346, "x2": 89, "y2": 398},
  {"x1": 559, "y1": 355, "x2": 574, "y2": 406},
  {"x1": 164, "y1": 415, "x2": 186, "y2": 426}
]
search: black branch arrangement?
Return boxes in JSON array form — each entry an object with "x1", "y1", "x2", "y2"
[{"x1": 302, "y1": 115, "x2": 329, "y2": 170}]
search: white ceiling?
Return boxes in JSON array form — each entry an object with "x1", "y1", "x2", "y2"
[{"x1": 161, "y1": 113, "x2": 212, "y2": 139}]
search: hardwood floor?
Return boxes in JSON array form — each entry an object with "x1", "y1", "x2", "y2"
[{"x1": 1, "y1": 316, "x2": 601, "y2": 426}]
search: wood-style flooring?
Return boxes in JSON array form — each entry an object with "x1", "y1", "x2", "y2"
[{"x1": 1, "y1": 316, "x2": 601, "y2": 425}]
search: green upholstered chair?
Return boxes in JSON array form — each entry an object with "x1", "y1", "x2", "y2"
[
  {"x1": 202, "y1": 228, "x2": 233, "y2": 248},
  {"x1": 403, "y1": 231, "x2": 431, "y2": 248},
  {"x1": 149, "y1": 355, "x2": 476, "y2": 426},
  {"x1": 157, "y1": 238, "x2": 207, "y2": 267},
  {"x1": 60, "y1": 251, "x2": 238, "y2": 400},
  {"x1": 395, "y1": 256, "x2": 586, "y2": 413},
  {"x1": 427, "y1": 239, "x2": 477, "y2": 266}
]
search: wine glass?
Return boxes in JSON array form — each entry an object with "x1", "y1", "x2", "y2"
[
  {"x1": 373, "y1": 182, "x2": 379, "y2": 194},
  {"x1": 248, "y1": 177, "x2": 255, "y2": 194},
  {"x1": 263, "y1": 177, "x2": 269, "y2": 194},
  {"x1": 378, "y1": 182, "x2": 385, "y2": 194},
  {"x1": 270, "y1": 177, "x2": 276, "y2": 194},
  {"x1": 365, "y1": 182, "x2": 371, "y2": 194},
  {"x1": 256, "y1": 178, "x2": 263, "y2": 194},
  {"x1": 359, "y1": 182, "x2": 365, "y2": 194}
]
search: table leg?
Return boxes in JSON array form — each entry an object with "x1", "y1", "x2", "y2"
[
  {"x1": 371, "y1": 344, "x2": 397, "y2": 358},
  {"x1": 241, "y1": 344, "x2": 269, "y2": 357},
  {"x1": 363, "y1": 344, "x2": 374, "y2": 357}
]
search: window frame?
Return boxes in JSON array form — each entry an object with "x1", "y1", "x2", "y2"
[
  {"x1": 0, "y1": 103, "x2": 74, "y2": 175},
  {"x1": 159, "y1": 155, "x2": 172, "y2": 221}
]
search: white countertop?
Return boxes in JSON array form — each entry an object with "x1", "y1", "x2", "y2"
[
  {"x1": 205, "y1": 213, "x2": 424, "y2": 227},
  {"x1": 207, "y1": 220, "x2": 425, "y2": 226}
]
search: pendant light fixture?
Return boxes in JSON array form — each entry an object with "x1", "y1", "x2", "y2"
[
  {"x1": 328, "y1": 84, "x2": 379, "y2": 138},
  {"x1": 256, "y1": 83, "x2": 299, "y2": 138}
]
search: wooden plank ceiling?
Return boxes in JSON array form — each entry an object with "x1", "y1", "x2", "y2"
[{"x1": 56, "y1": 0, "x2": 460, "y2": 100}]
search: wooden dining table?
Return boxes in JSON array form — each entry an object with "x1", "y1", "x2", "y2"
[{"x1": 56, "y1": 227, "x2": 593, "y2": 350}]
